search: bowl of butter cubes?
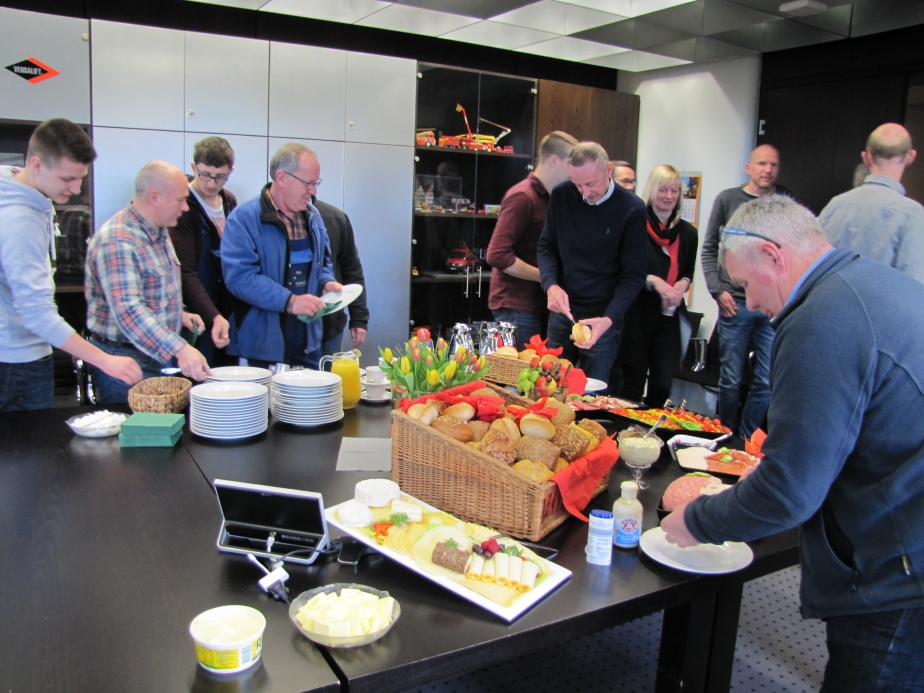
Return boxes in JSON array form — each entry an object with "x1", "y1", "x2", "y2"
[
  {"x1": 67, "y1": 410, "x2": 129, "y2": 438},
  {"x1": 289, "y1": 583, "x2": 400, "y2": 647}
]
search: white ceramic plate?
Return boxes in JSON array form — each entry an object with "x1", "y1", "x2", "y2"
[
  {"x1": 191, "y1": 425, "x2": 267, "y2": 440},
  {"x1": 206, "y1": 366, "x2": 273, "y2": 382},
  {"x1": 272, "y1": 370, "x2": 342, "y2": 389},
  {"x1": 360, "y1": 390, "x2": 392, "y2": 403},
  {"x1": 584, "y1": 378, "x2": 608, "y2": 393},
  {"x1": 639, "y1": 527, "x2": 753, "y2": 574},
  {"x1": 319, "y1": 283, "x2": 363, "y2": 314},
  {"x1": 190, "y1": 382, "x2": 268, "y2": 401},
  {"x1": 272, "y1": 412, "x2": 344, "y2": 426}
]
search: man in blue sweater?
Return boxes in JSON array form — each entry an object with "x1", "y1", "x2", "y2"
[
  {"x1": 662, "y1": 195, "x2": 924, "y2": 691},
  {"x1": 537, "y1": 142, "x2": 647, "y2": 384}
]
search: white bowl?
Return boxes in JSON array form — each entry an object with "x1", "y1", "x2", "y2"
[
  {"x1": 289, "y1": 583, "x2": 400, "y2": 648},
  {"x1": 66, "y1": 414, "x2": 124, "y2": 438}
]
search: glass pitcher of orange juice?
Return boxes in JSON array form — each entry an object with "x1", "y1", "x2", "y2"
[{"x1": 319, "y1": 351, "x2": 361, "y2": 409}]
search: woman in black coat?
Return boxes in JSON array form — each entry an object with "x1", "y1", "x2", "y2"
[{"x1": 618, "y1": 164, "x2": 698, "y2": 407}]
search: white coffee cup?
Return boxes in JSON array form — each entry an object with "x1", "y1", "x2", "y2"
[
  {"x1": 364, "y1": 382, "x2": 389, "y2": 399},
  {"x1": 365, "y1": 365, "x2": 388, "y2": 384}
]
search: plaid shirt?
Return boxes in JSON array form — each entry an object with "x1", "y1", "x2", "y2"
[
  {"x1": 85, "y1": 205, "x2": 185, "y2": 363},
  {"x1": 266, "y1": 187, "x2": 307, "y2": 241}
]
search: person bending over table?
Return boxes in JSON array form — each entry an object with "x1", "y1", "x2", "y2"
[
  {"x1": 662, "y1": 195, "x2": 924, "y2": 692},
  {"x1": 536, "y1": 141, "x2": 647, "y2": 384},
  {"x1": 617, "y1": 165, "x2": 697, "y2": 407},
  {"x1": 86, "y1": 161, "x2": 211, "y2": 404}
]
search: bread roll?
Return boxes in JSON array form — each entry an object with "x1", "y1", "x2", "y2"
[
  {"x1": 490, "y1": 416, "x2": 521, "y2": 442},
  {"x1": 552, "y1": 424, "x2": 590, "y2": 461},
  {"x1": 572, "y1": 323, "x2": 592, "y2": 344},
  {"x1": 407, "y1": 403, "x2": 427, "y2": 419},
  {"x1": 429, "y1": 400, "x2": 449, "y2": 415},
  {"x1": 469, "y1": 420, "x2": 490, "y2": 442},
  {"x1": 518, "y1": 349, "x2": 537, "y2": 362},
  {"x1": 512, "y1": 459, "x2": 554, "y2": 483},
  {"x1": 539, "y1": 354, "x2": 559, "y2": 366},
  {"x1": 443, "y1": 402, "x2": 476, "y2": 421},
  {"x1": 466, "y1": 441, "x2": 483, "y2": 450},
  {"x1": 495, "y1": 346, "x2": 519, "y2": 359},
  {"x1": 544, "y1": 398, "x2": 575, "y2": 427},
  {"x1": 515, "y1": 436, "x2": 561, "y2": 469},
  {"x1": 519, "y1": 413, "x2": 556, "y2": 440},
  {"x1": 481, "y1": 429, "x2": 516, "y2": 465},
  {"x1": 470, "y1": 387, "x2": 498, "y2": 398},
  {"x1": 573, "y1": 425, "x2": 600, "y2": 453},
  {"x1": 432, "y1": 415, "x2": 473, "y2": 442},
  {"x1": 551, "y1": 457, "x2": 570, "y2": 474},
  {"x1": 577, "y1": 418, "x2": 608, "y2": 443}
]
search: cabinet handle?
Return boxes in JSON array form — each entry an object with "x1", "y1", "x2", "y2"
[
  {"x1": 477, "y1": 267, "x2": 482, "y2": 298},
  {"x1": 349, "y1": 121, "x2": 355, "y2": 130},
  {"x1": 415, "y1": 156, "x2": 420, "y2": 162},
  {"x1": 411, "y1": 238, "x2": 417, "y2": 245},
  {"x1": 464, "y1": 267, "x2": 469, "y2": 298},
  {"x1": 188, "y1": 109, "x2": 195, "y2": 117},
  {"x1": 526, "y1": 164, "x2": 534, "y2": 171},
  {"x1": 410, "y1": 319, "x2": 415, "y2": 326}
]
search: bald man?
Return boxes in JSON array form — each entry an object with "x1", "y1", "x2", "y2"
[
  {"x1": 86, "y1": 161, "x2": 211, "y2": 404},
  {"x1": 820, "y1": 123, "x2": 924, "y2": 283},
  {"x1": 700, "y1": 144, "x2": 792, "y2": 438}
]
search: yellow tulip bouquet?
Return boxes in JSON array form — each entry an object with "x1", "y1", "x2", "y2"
[{"x1": 379, "y1": 328, "x2": 489, "y2": 399}]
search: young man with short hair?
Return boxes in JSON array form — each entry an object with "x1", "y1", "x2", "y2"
[{"x1": 0, "y1": 118, "x2": 141, "y2": 411}]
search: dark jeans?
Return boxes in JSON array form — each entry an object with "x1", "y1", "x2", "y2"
[
  {"x1": 822, "y1": 607, "x2": 924, "y2": 692},
  {"x1": 88, "y1": 338, "x2": 165, "y2": 405},
  {"x1": 621, "y1": 312, "x2": 681, "y2": 408},
  {"x1": 321, "y1": 331, "x2": 344, "y2": 359},
  {"x1": 546, "y1": 311, "x2": 622, "y2": 384},
  {"x1": 717, "y1": 300, "x2": 773, "y2": 438},
  {"x1": 492, "y1": 307, "x2": 546, "y2": 352},
  {"x1": 0, "y1": 354, "x2": 54, "y2": 412}
]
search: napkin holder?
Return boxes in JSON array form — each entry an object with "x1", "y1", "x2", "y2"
[{"x1": 213, "y1": 479, "x2": 330, "y2": 565}]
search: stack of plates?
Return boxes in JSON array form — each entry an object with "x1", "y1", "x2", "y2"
[
  {"x1": 206, "y1": 366, "x2": 273, "y2": 390},
  {"x1": 270, "y1": 370, "x2": 344, "y2": 426},
  {"x1": 190, "y1": 381, "x2": 269, "y2": 440}
]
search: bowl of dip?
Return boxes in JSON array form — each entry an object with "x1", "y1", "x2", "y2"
[
  {"x1": 66, "y1": 411, "x2": 128, "y2": 438},
  {"x1": 617, "y1": 429, "x2": 664, "y2": 468},
  {"x1": 189, "y1": 605, "x2": 266, "y2": 674}
]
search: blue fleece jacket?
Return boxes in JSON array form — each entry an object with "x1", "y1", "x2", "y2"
[
  {"x1": 686, "y1": 248, "x2": 924, "y2": 619},
  {"x1": 0, "y1": 166, "x2": 75, "y2": 362},
  {"x1": 221, "y1": 186, "x2": 335, "y2": 363}
]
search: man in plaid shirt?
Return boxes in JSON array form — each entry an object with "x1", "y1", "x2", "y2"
[{"x1": 86, "y1": 161, "x2": 211, "y2": 404}]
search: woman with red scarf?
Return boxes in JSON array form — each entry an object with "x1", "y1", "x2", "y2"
[{"x1": 616, "y1": 165, "x2": 698, "y2": 406}]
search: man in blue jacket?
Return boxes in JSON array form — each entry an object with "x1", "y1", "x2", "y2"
[
  {"x1": 221, "y1": 143, "x2": 340, "y2": 369},
  {"x1": 662, "y1": 195, "x2": 924, "y2": 691}
]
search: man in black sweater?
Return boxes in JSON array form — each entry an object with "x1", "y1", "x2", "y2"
[{"x1": 537, "y1": 142, "x2": 647, "y2": 384}]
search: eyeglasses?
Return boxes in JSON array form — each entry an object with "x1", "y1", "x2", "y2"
[
  {"x1": 194, "y1": 166, "x2": 231, "y2": 183},
  {"x1": 615, "y1": 177, "x2": 636, "y2": 185},
  {"x1": 285, "y1": 171, "x2": 322, "y2": 189},
  {"x1": 721, "y1": 226, "x2": 781, "y2": 248}
]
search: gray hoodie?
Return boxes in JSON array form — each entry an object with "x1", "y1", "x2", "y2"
[{"x1": 0, "y1": 166, "x2": 75, "y2": 362}]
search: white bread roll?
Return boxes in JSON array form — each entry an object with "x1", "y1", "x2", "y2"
[
  {"x1": 495, "y1": 346, "x2": 519, "y2": 359},
  {"x1": 490, "y1": 416, "x2": 521, "y2": 441},
  {"x1": 572, "y1": 323, "x2": 592, "y2": 344},
  {"x1": 518, "y1": 349, "x2": 537, "y2": 362},
  {"x1": 519, "y1": 413, "x2": 556, "y2": 440},
  {"x1": 443, "y1": 402, "x2": 476, "y2": 421}
]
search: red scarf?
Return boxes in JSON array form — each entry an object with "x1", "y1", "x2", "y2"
[{"x1": 647, "y1": 217, "x2": 680, "y2": 286}]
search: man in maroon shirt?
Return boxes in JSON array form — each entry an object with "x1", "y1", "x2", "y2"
[{"x1": 486, "y1": 131, "x2": 577, "y2": 349}]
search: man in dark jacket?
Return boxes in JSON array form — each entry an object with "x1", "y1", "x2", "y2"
[
  {"x1": 169, "y1": 136, "x2": 235, "y2": 364},
  {"x1": 663, "y1": 195, "x2": 924, "y2": 692},
  {"x1": 314, "y1": 194, "x2": 369, "y2": 357}
]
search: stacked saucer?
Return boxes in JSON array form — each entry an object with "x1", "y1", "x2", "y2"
[
  {"x1": 206, "y1": 366, "x2": 273, "y2": 390},
  {"x1": 190, "y1": 381, "x2": 269, "y2": 440},
  {"x1": 270, "y1": 370, "x2": 344, "y2": 426}
]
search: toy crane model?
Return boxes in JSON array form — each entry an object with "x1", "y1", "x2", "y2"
[{"x1": 438, "y1": 104, "x2": 515, "y2": 153}]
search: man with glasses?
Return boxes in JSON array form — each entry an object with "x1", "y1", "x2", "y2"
[
  {"x1": 221, "y1": 143, "x2": 340, "y2": 369},
  {"x1": 664, "y1": 195, "x2": 924, "y2": 692},
  {"x1": 611, "y1": 160, "x2": 637, "y2": 193},
  {"x1": 169, "y1": 137, "x2": 236, "y2": 365},
  {"x1": 700, "y1": 144, "x2": 791, "y2": 438}
]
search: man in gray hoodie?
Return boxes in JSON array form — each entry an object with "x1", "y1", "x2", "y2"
[{"x1": 0, "y1": 118, "x2": 141, "y2": 411}]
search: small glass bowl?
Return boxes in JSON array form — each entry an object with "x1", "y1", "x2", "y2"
[
  {"x1": 288, "y1": 583, "x2": 400, "y2": 648},
  {"x1": 617, "y1": 429, "x2": 664, "y2": 467},
  {"x1": 66, "y1": 414, "x2": 124, "y2": 438}
]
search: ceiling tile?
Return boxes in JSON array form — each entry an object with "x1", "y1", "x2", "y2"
[
  {"x1": 850, "y1": 0, "x2": 924, "y2": 37},
  {"x1": 396, "y1": 0, "x2": 492, "y2": 19},
  {"x1": 558, "y1": 0, "x2": 696, "y2": 18},
  {"x1": 633, "y1": 18, "x2": 695, "y2": 46},
  {"x1": 484, "y1": 0, "x2": 549, "y2": 18},
  {"x1": 693, "y1": 33, "x2": 758, "y2": 58},
  {"x1": 724, "y1": 0, "x2": 855, "y2": 16},
  {"x1": 356, "y1": 2, "x2": 480, "y2": 33},
  {"x1": 585, "y1": 48, "x2": 692, "y2": 70},
  {"x1": 633, "y1": 0, "x2": 704, "y2": 34},
  {"x1": 788, "y1": 4, "x2": 852, "y2": 36},
  {"x1": 516, "y1": 35, "x2": 629, "y2": 58},
  {"x1": 709, "y1": 22, "x2": 769, "y2": 50},
  {"x1": 702, "y1": 0, "x2": 777, "y2": 34},
  {"x1": 259, "y1": 0, "x2": 392, "y2": 23},
  {"x1": 629, "y1": 0, "x2": 698, "y2": 16},
  {"x1": 764, "y1": 16, "x2": 843, "y2": 50},
  {"x1": 644, "y1": 36, "x2": 697, "y2": 58},
  {"x1": 490, "y1": 0, "x2": 627, "y2": 34},
  {"x1": 570, "y1": 17, "x2": 638, "y2": 45},
  {"x1": 440, "y1": 19, "x2": 560, "y2": 47},
  {"x1": 189, "y1": 0, "x2": 272, "y2": 9}
]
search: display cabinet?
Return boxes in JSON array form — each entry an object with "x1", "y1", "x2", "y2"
[{"x1": 410, "y1": 64, "x2": 537, "y2": 340}]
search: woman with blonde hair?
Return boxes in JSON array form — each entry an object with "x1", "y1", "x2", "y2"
[{"x1": 616, "y1": 165, "x2": 698, "y2": 406}]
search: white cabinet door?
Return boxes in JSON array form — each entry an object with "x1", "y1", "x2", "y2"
[
  {"x1": 0, "y1": 8, "x2": 90, "y2": 124},
  {"x1": 91, "y1": 21, "x2": 184, "y2": 131},
  {"x1": 269, "y1": 42, "x2": 346, "y2": 142},
  {"x1": 268, "y1": 138, "x2": 344, "y2": 211},
  {"x1": 343, "y1": 142, "x2": 414, "y2": 365},
  {"x1": 184, "y1": 32, "x2": 269, "y2": 136},
  {"x1": 184, "y1": 133, "x2": 268, "y2": 206},
  {"x1": 91, "y1": 127, "x2": 185, "y2": 232},
  {"x1": 344, "y1": 53, "x2": 416, "y2": 147}
]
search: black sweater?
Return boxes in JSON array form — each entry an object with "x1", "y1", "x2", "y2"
[{"x1": 537, "y1": 181, "x2": 647, "y2": 323}]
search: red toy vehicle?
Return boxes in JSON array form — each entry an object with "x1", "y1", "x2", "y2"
[
  {"x1": 445, "y1": 241, "x2": 478, "y2": 272},
  {"x1": 416, "y1": 130, "x2": 436, "y2": 146}
]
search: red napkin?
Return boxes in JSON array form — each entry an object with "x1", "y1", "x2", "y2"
[
  {"x1": 505, "y1": 397, "x2": 559, "y2": 422},
  {"x1": 562, "y1": 368, "x2": 588, "y2": 396},
  {"x1": 746, "y1": 428, "x2": 767, "y2": 456},
  {"x1": 551, "y1": 438, "x2": 620, "y2": 521},
  {"x1": 524, "y1": 335, "x2": 563, "y2": 357},
  {"x1": 398, "y1": 381, "x2": 508, "y2": 422}
]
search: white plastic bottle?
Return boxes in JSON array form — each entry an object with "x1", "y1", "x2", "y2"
[{"x1": 613, "y1": 481, "x2": 643, "y2": 549}]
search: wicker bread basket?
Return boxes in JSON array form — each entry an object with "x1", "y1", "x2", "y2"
[
  {"x1": 483, "y1": 354, "x2": 529, "y2": 387},
  {"x1": 128, "y1": 376, "x2": 192, "y2": 413},
  {"x1": 391, "y1": 383, "x2": 609, "y2": 541}
]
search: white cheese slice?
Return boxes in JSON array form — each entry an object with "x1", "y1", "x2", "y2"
[{"x1": 355, "y1": 479, "x2": 401, "y2": 507}]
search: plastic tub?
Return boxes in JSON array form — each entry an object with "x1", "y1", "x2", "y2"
[{"x1": 189, "y1": 605, "x2": 266, "y2": 674}]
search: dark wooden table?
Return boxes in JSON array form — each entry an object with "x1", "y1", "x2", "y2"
[{"x1": 0, "y1": 403, "x2": 798, "y2": 693}]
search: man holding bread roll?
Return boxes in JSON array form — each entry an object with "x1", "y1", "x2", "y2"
[
  {"x1": 487, "y1": 131, "x2": 577, "y2": 349},
  {"x1": 537, "y1": 142, "x2": 647, "y2": 384}
]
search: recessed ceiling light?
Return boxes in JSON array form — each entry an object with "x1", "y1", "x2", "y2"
[{"x1": 778, "y1": 0, "x2": 827, "y2": 17}]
